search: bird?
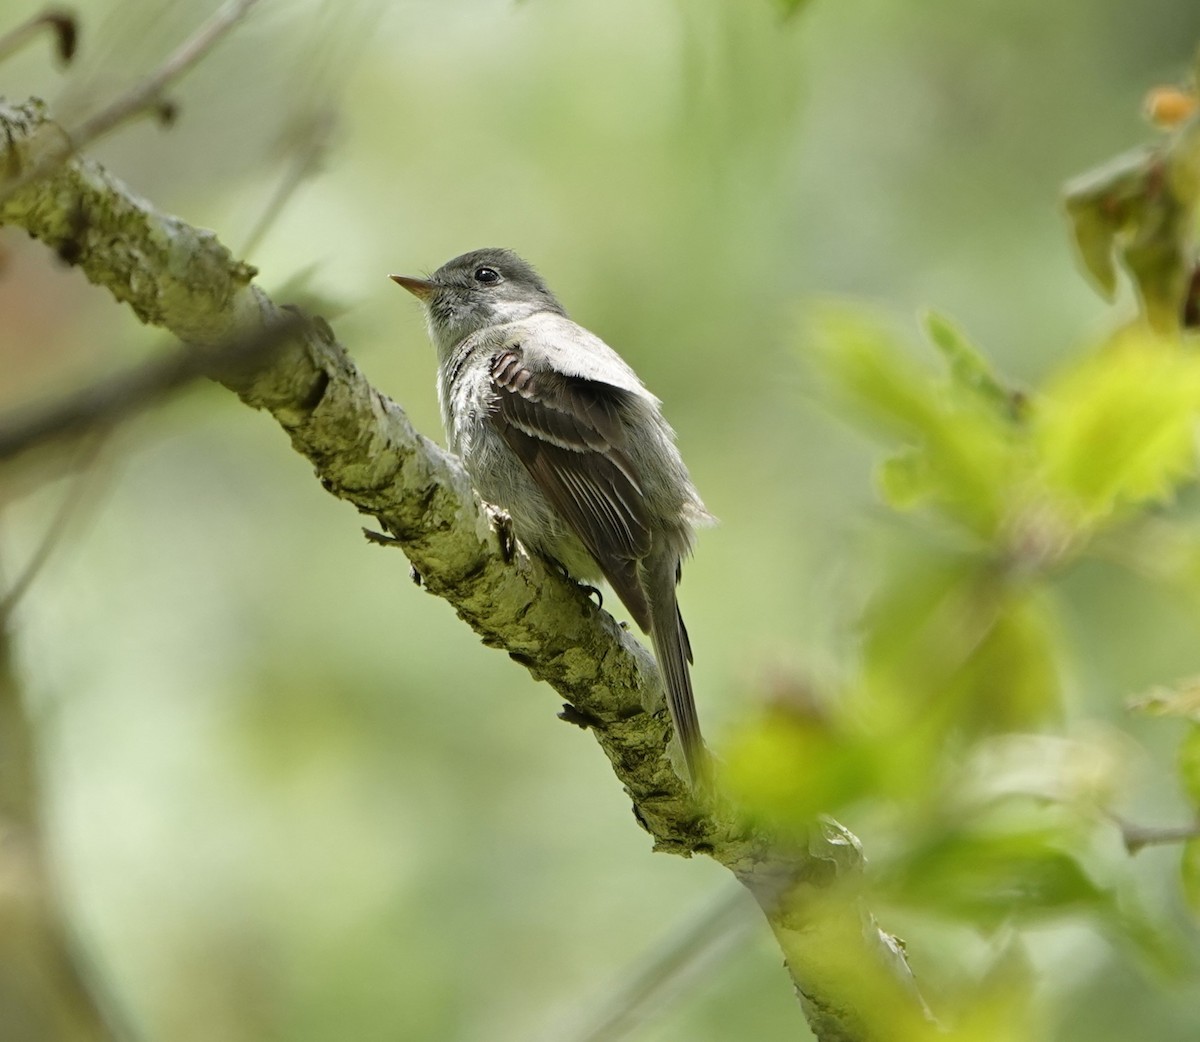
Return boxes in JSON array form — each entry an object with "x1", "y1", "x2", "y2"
[{"x1": 391, "y1": 248, "x2": 713, "y2": 785}]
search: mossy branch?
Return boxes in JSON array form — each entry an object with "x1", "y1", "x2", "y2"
[{"x1": 0, "y1": 96, "x2": 928, "y2": 1042}]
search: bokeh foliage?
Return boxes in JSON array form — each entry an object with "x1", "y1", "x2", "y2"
[
  {"x1": 726, "y1": 54, "x2": 1200, "y2": 1038},
  {"x1": 6, "y1": 2, "x2": 1200, "y2": 1041}
]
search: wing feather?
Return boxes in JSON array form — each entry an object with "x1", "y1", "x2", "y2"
[{"x1": 488, "y1": 347, "x2": 653, "y2": 630}]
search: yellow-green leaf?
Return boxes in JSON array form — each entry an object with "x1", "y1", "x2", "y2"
[
  {"x1": 1036, "y1": 334, "x2": 1200, "y2": 526},
  {"x1": 1063, "y1": 146, "x2": 1153, "y2": 301},
  {"x1": 1182, "y1": 836, "x2": 1200, "y2": 916},
  {"x1": 809, "y1": 307, "x2": 1017, "y2": 537},
  {"x1": 724, "y1": 709, "x2": 877, "y2": 828},
  {"x1": 877, "y1": 448, "x2": 927, "y2": 510},
  {"x1": 1178, "y1": 723, "x2": 1200, "y2": 808},
  {"x1": 923, "y1": 309, "x2": 1022, "y2": 419}
]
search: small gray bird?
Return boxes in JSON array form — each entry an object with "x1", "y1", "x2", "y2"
[{"x1": 391, "y1": 248, "x2": 713, "y2": 785}]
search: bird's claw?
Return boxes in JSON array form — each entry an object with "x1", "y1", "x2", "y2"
[{"x1": 579, "y1": 583, "x2": 603, "y2": 610}]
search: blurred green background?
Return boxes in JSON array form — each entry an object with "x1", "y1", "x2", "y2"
[{"x1": 4, "y1": 0, "x2": 1200, "y2": 1039}]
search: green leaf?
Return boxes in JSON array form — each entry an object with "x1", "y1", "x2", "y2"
[
  {"x1": 809, "y1": 307, "x2": 1017, "y2": 536},
  {"x1": 1178, "y1": 723, "x2": 1200, "y2": 808},
  {"x1": 1062, "y1": 147, "x2": 1152, "y2": 301},
  {"x1": 922, "y1": 309, "x2": 1022, "y2": 419},
  {"x1": 1036, "y1": 334, "x2": 1200, "y2": 525},
  {"x1": 724, "y1": 708, "x2": 878, "y2": 827},
  {"x1": 1063, "y1": 113, "x2": 1200, "y2": 331},
  {"x1": 880, "y1": 822, "x2": 1108, "y2": 926},
  {"x1": 1182, "y1": 837, "x2": 1200, "y2": 916},
  {"x1": 876, "y1": 448, "x2": 926, "y2": 510},
  {"x1": 860, "y1": 549, "x2": 1062, "y2": 737},
  {"x1": 878, "y1": 802, "x2": 1184, "y2": 974},
  {"x1": 954, "y1": 590, "x2": 1063, "y2": 733},
  {"x1": 949, "y1": 937, "x2": 1036, "y2": 1042}
]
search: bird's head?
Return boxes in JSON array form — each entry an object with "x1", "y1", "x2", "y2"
[{"x1": 391, "y1": 248, "x2": 565, "y2": 353}]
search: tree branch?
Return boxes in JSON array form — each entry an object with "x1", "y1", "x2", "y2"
[
  {"x1": 0, "y1": 436, "x2": 106, "y2": 621},
  {"x1": 68, "y1": 0, "x2": 259, "y2": 147},
  {"x1": 1109, "y1": 814, "x2": 1200, "y2": 855},
  {"x1": 0, "y1": 318, "x2": 298, "y2": 463},
  {"x1": 0, "y1": 96, "x2": 930, "y2": 1042}
]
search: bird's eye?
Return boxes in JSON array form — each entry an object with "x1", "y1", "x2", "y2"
[{"x1": 474, "y1": 266, "x2": 501, "y2": 285}]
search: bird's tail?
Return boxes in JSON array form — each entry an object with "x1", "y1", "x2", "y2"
[{"x1": 645, "y1": 553, "x2": 707, "y2": 787}]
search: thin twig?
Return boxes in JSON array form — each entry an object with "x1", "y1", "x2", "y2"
[
  {"x1": 0, "y1": 7, "x2": 77, "y2": 66},
  {"x1": 0, "y1": 0, "x2": 259, "y2": 203},
  {"x1": 239, "y1": 109, "x2": 335, "y2": 258},
  {"x1": 69, "y1": 0, "x2": 259, "y2": 148},
  {"x1": 0, "y1": 315, "x2": 300, "y2": 464},
  {"x1": 547, "y1": 886, "x2": 756, "y2": 1042},
  {"x1": 0, "y1": 435, "x2": 107, "y2": 622},
  {"x1": 1112, "y1": 814, "x2": 1200, "y2": 855}
]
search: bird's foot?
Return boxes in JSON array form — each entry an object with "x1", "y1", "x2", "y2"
[{"x1": 543, "y1": 555, "x2": 603, "y2": 610}]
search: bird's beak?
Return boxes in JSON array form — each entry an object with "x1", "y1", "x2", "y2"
[{"x1": 389, "y1": 274, "x2": 438, "y2": 300}]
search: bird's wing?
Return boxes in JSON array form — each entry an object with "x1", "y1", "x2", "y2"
[{"x1": 488, "y1": 345, "x2": 653, "y2": 631}]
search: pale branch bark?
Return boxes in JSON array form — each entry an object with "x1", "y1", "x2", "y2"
[{"x1": 0, "y1": 96, "x2": 930, "y2": 1042}]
